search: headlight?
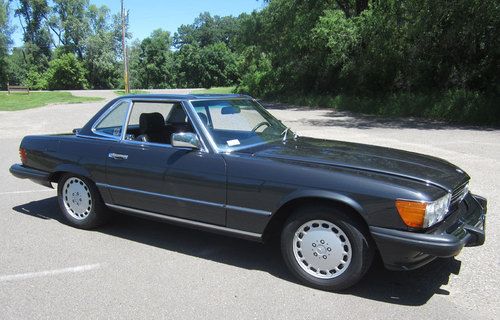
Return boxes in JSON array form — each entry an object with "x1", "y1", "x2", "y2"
[
  {"x1": 423, "y1": 193, "x2": 452, "y2": 227},
  {"x1": 396, "y1": 193, "x2": 451, "y2": 228}
]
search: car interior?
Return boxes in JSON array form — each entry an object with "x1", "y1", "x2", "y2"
[{"x1": 125, "y1": 104, "x2": 196, "y2": 144}]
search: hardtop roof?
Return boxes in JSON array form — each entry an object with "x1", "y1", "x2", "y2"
[{"x1": 118, "y1": 93, "x2": 252, "y2": 100}]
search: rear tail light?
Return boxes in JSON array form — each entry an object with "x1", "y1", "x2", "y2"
[{"x1": 19, "y1": 147, "x2": 27, "y2": 165}]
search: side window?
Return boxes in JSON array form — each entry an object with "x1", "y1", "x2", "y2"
[
  {"x1": 124, "y1": 101, "x2": 182, "y2": 145},
  {"x1": 127, "y1": 102, "x2": 176, "y2": 126},
  {"x1": 94, "y1": 101, "x2": 129, "y2": 137}
]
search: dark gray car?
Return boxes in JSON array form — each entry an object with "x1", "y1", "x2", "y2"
[{"x1": 10, "y1": 94, "x2": 486, "y2": 290}]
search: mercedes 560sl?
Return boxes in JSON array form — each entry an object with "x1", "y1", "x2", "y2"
[{"x1": 10, "y1": 94, "x2": 486, "y2": 290}]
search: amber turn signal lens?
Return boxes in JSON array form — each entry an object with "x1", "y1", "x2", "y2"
[{"x1": 395, "y1": 200, "x2": 427, "y2": 228}]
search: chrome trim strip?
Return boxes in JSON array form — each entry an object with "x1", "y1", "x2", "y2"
[
  {"x1": 121, "y1": 99, "x2": 134, "y2": 141},
  {"x1": 187, "y1": 97, "x2": 249, "y2": 103},
  {"x1": 225, "y1": 205, "x2": 272, "y2": 216},
  {"x1": 126, "y1": 98, "x2": 186, "y2": 102},
  {"x1": 106, "y1": 203, "x2": 262, "y2": 240},
  {"x1": 76, "y1": 133, "x2": 119, "y2": 142},
  {"x1": 96, "y1": 183, "x2": 272, "y2": 216},
  {"x1": 120, "y1": 139, "x2": 174, "y2": 148}
]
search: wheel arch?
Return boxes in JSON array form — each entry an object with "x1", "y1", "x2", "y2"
[
  {"x1": 262, "y1": 190, "x2": 369, "y2": 242},
  {"x1": 49, "y1": 164, "x2": 93, "y2": 183}
]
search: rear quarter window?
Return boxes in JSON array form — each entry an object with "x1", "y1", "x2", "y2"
[{"x1": 94, "y1": 101, "x2": 130, "y2": 137}]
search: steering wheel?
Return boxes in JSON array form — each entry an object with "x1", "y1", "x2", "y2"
[{"x1": 252, "y1": 121, "x2": 270, "y2": 132}]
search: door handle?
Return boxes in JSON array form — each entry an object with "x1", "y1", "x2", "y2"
[{"x1": 108, "y1": 152, "x2": 129, "y2": 160}]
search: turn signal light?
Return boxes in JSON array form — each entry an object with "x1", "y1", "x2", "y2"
[
  {"x1": 395, "y1": 200, "x2": 427, "y2": 228},
  {"x1": 19, "y1": 147, "x2": 27, "y2": 165}
]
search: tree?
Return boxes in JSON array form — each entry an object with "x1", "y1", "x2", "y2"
[
  {"x1": 14, "y1": 0, "x2": 52, "y2": 71},
  {"x1": 198, "y1": 42, "x2": 239, "y2": 87},
  {"x1": 175, "y1": 42, "x2": 238, "y2": 88},
  {"x1": 45, "y1": 51, "x2": 88, "y2": 89},
  {"x1": 48, "y1": 0, "x2": 90, "y2": 59},
  {"x1": 131, "y1": 29, "x2": 175, "y2": 88},
  {"x1": 84, "y1": 4, "x2": 120, "y2": 88},
  {"x1": 174, "y1": 12, "x2": 239, "y2": 50},
  {"x1": 171, "y1": 12, "x2": 240, "y2": 89},
  {"x1": 6, "y1": 48, "x2": 27, "y2": 86},
  {"x1": 0, "y1": 0, "x2": 13, "y2": 88},
  {"x1": 237, "y1": 0, "x2": 500, "y2": 96}
]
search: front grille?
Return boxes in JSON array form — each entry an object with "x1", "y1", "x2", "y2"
[{"x1": 450, "y1": 182, "x2": 469, "y2": 212}]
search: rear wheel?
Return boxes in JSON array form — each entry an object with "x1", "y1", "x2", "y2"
[
  {"x1": 57, "y1": 174, "x2": 110, "y2": 229},
  {"x1": 281, "y1": 205, "x2": 373, "y2": 291}
]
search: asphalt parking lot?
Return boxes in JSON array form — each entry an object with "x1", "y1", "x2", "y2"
[{"x1": 1, "y1": 90, "x2": 498, "y2": 319}]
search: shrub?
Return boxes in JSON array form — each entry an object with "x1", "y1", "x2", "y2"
[
  {"x1": 268, "y1": 90, "x2": 500, "y2": 126},
  {"x1": 45, "y1": 53, "x2": 88, "y2": 90},
  {"x1": 22, "y1": 68, "x2": 48, "y2": 90}
]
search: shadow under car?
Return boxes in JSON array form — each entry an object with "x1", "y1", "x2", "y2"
[{"x1": 13, "y1": 196, "x2": 462, "y2": 306}]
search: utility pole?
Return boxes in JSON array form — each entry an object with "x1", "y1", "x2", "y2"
[{"x1": 121, "y1": 0, "x2": 130, "y2": 93}]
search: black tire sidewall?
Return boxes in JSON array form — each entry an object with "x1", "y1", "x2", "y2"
[
  {"x1": 57, "y1": 174, "x2": 106, "y2": 229},
  {"x1": 281, "y1": 205, "x2": 373, "y2": 291}
]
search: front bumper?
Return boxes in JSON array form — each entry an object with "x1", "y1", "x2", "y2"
[
  {"x1": 9, "y1": 163, "x2": 53, "y2": 188},
  {"x1": 370, "y1": 193, "x2": 486, "y2": 270}
]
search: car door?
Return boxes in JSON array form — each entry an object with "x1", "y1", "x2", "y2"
[{"x1": 104, "y1": 100, "x2": 227, "y2": 226}]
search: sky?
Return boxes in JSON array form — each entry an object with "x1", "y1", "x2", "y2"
[{"x1": 11, "y1": 0, "x2": 265, "y2": 47}]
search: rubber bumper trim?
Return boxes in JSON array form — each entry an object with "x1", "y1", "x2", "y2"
[
  {"x1": 370, "y1": 226, "x2": 470, "y2": 257},
  {"x1": 9, "y1": 163, "x2": 52, "y2": 188}
]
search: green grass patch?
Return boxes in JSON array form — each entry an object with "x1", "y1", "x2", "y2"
[
  {"x1": 267, "y1": 90, "x2": 500, "y2": 126},
  {"x1": 114, "y1": 89, "x2": 149, "y2": 96},
  {"x1": 190, "y1": 86, "x2": 236, "y2": 94},
  {"x1": 0, "y1": 91, "x2": 103, "y2": 111}
]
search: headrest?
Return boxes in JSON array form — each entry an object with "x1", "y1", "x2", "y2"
[
  {"x1": 197, "y1": 112, "x2": 208, "y2": 126},
  {"x1": 139, "y1": 112, "x2": 165, "y2": 134},
  {"x1": 168, "y1": 104, "x2": 188, "y2": 123}
]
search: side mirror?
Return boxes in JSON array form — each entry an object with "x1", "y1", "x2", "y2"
[{"x1": 171, "y1": 132, "x2": 200, "y2": 149}]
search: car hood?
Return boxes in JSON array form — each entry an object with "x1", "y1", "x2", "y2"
[{"x1": 248, "y1": 137, "x2": 469, "y2": 192}]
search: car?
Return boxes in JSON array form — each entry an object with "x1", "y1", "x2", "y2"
[{"x1": 10, "y1": 94, "x2": 486, "y2": 291}]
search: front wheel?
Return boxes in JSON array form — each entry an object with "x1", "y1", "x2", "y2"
[
  {"x1": 281, "y1": 205, "x2": 374, "y2": 291},
  {"x1": 57, "y1": 174, "x2": 110, "y2": 229}
]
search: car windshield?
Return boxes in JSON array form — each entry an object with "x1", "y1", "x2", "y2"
[{"x1": 191, "y1": 99, "x2": 291, "y2": 152}]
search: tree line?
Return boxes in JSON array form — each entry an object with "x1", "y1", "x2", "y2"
[
  {"x1": 0, "y1": 0, "x2": 243, "y2": 90},
  {"x1": 234, "y1": 0, "x2": 499, "y2": 97},
  {"x1": 0, "y1": 1, "x2": 498, "y2": 121}
]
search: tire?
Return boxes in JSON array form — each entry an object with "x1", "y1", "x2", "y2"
[
  {"x1": 281, "y1": 205, "x2": 374, "y2": 291},
  {"x1": 57, "y1": 173, "x2": 110, "y2": 229}
]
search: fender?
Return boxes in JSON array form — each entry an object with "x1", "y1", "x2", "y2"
[
  {"x1": 50, "y1": 163, "x2": 113, "y2": 203},
  {"x1": 274, "y1": 189, "x2": 365, "y2": 218},
  {"x1": 51, "y1": 163, "x2": 93, "y2": 180}
]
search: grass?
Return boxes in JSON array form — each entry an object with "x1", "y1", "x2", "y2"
[
  {"x1": 266, "y1": 90, "x2": 500, "y2": 126},
  {"x1": 190, "y1": 86, "x2": 236, "y2": 94},
  {"x1": 0, "y1": 91, "x2": 103, "y2": 111},
  {"x1": 114, "y1": 89, "x2": 149, "y2": 95}
]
